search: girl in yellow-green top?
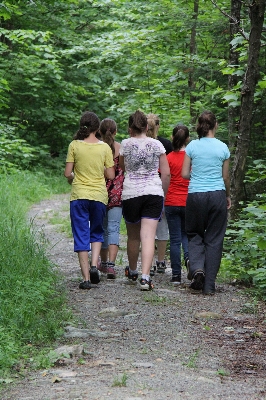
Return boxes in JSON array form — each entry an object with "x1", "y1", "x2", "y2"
[{"x1": 64, "y1": 111, "x2": 115, "y2": 290}]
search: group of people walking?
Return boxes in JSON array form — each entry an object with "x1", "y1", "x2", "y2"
[{"x1": 64, "y1": 109, "x2": 231, "y2": 295}]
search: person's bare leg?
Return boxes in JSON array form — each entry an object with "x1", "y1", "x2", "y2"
[
  {"x1": 100, "y1": 247, "x2": 108, "y2": 263},
  {"x1": 126, "y1": 222, "x2": 141, "y2": 272},
  {"x1": 91, "y1": 242, "x2": 102, "y2": 266},
  {"x1": 78, "y1": 251, "x2": 90, "y2": 281},
  {"x1": 156, "y1": 239, "x2": 168, "y2": 262},
  {"x1": 140, "y1": 219, "x2": 158, "y2": 275},
  {"x1": 108, "y1": 244, "x2": 119, "y2": 263}
]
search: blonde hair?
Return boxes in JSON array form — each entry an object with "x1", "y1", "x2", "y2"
[{"x1": 146, "y1": 113, "x2": 160, "y2": 138}]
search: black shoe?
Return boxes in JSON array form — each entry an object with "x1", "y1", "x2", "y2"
[
  {"x1": 156, "y1": 261, "x2": 166, "y2": 273},
  {"x1": 79, "y1": 280, "x2": 91, "y2": 290},
  {"x1": 150, "y1": 265, "x2": 156, "y2": 277},
  {"x1": 170, "y1": 275, "x2": 181, "y2": 285},
  {"x1": 139, "y1": 278, "x2": 154, "y2": 291},
  {"x1": 190, "y1": 271, "x2": 205, "y2": 291},
  {"x1": 90, "y1": 266, "x2": 100, "y2": 284},
  {"x1": 125, "y1": 266, "x2": 138, "y2": 281}
]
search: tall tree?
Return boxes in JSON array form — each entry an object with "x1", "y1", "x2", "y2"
[
  {"x1": 230, "y1": 0, "x2": 266, "y2": 219},
  {"x1": 188, "y1": 0, "x2": 199, "y2": 122},
  {"x1": 228, "y1": 0, "x2": 242, "y2": 151}
]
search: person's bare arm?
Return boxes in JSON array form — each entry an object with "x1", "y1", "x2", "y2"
[
  {"x1": 181, "y1": 154, "x2": 191, "y2": 179},
  {"x1": 222, "y1": 158, "x2": 231, "y2": 209},
  {"x1": 119, "y1": 155, "x2": 125, "y2": 172},
  {"x1": 159, "y1": 154, "x2": 170, "y2": 196},
  {"x1": 105, "y1": 166, "x2": 115, "y2": 180},
  {"x1": 64, "y1": 162, "x2": 74, "y2": 184}
]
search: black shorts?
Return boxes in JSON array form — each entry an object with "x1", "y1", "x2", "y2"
[{"x1": 122, "y1": 195, "x2": 163, "y2": 223}]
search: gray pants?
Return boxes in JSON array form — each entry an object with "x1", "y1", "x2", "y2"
[{"x1": 185, "y1": 190, "x2": 228, "y2": 293}]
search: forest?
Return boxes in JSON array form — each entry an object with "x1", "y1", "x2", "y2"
[{"x1": 0, "y1": 0, "x2": 266, "y2": 296}]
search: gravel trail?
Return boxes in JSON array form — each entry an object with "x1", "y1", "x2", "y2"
[{"x1": 1, "y1": 194, "x2": 266, "y2": 400}]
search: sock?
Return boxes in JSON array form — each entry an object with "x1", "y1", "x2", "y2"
[
  {"x1": 129, "y1": 267, "x2": 137, "y2": 275},
  {"x1": 142, "y1": 274, "x2": 150, "y2": 281}
]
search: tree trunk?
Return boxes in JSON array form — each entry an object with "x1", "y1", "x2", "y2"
[
  {"x1": 228, "y1": 0, "x2": 242, "y2": 152},
  {"x1": 230, "y1": 0, "x2": 266, "y2": 219},
  {"x1": 188, "y1": 0, "x2": 199, "y2": 122}
]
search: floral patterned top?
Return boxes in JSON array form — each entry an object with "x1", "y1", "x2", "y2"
[
  {"x1": 106, "y1": 155, "x2": 124, "y2": 210},
  {"x1": 120, "y1": 137, "x2": 165, "y2": 200}
]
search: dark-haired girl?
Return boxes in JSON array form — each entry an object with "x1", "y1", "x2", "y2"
[
  {"x1": 98, "y1": 118, "x2": 124, "y2": 279},
  {"x1": 119, "y1": 110, "x2": 170, "y2": 290},
  {"x1": 182, "y1": 110, "x2": 231, "y2": 295},
  {"x1": 64, "y1": 111, "x2": 115, "y2": 290},
  {"x1": 164, "y1": 125, "x2": 190, "y2": 284}
]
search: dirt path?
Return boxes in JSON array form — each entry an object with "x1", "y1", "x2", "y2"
[{"x1": 1, "y1": 194, "x2": 266, "y2": 400}]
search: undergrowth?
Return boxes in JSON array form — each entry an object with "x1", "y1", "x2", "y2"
[
  {"x1": 220, "y1": 195, "x2": 266, "y2": 300},
  {"x1": 0, "y1": 171, "x2": 72, "y2": 381}
]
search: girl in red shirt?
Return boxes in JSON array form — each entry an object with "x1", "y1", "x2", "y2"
[{"x1": 165, "y1": 125, "x2": 190, "y2": 284}]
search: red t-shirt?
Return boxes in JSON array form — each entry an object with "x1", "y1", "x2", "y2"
[{"x1": 165, "y1": 150, "x2": 189, "y2": 207}]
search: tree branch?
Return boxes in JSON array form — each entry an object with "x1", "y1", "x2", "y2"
[{"x1": 210, "y1": 0, "x2": 249, "y2": 40}]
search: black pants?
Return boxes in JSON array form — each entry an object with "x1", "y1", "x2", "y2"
[{"x1": 185, "y1": 190, "x2": 228, "y2": 293}]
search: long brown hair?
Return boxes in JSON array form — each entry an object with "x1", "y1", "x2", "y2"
[{"x1": 100, "y1": 118, "x2": 117, "y2": 156}]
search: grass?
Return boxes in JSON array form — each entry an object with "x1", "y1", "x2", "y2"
[
  {"x1": 112, "y1": 373, "x2": 128, "y2": 387},
  {"x1": 49, "y1": 210, "x2": 72, "y2": 237},
  {"x1": 143, "y1": 293, "x2": 169, "y2": 304},
  {"x1": 0, "y1": 171, "x2": 73, "y2": 379},
  {"x1": 120, "y1": 217, "x2": 127, "y2": 235},
  {"x1": 142, "y1": 292, "x2": 179, "y2": 306},
  {"x1": 183, "y1": 350, "x2": 200, "y2": 368},
  {"x1": 217, "y1": 368, "x2": 230, "y2": 376}
]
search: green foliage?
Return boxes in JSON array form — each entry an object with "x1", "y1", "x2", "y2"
[
  {"x1": 0, "y1": 172, "x2": 72, "y2": 376},
  {"x1": 0, "y1": 0, "x2": 266, "y2": 301},
  {"x1": 0, "y1": 124, "x2": 37, "y2": 173},
  {"x1": 222, "y1": 196, "x2": 266, "y2": 300},
  {"x1": 0, "y1": 0, "x2": 239, "y2": 152},
  {"x1": 0, "y1": 0, "x2": 265, "y2": 152}
]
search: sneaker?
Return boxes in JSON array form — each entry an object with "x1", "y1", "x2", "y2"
[
  {"x1": 90, "y1": 266, "x2": 100, "y2": 284},
  {"x1": 150, "y1": 265, "x2": 156, "y2": 277},
  {"x1": 190, "y1": 271, "x2": 205, "y2": 291},
  {"x1": 98, "y1": 261, "x2": 108, "y2": 274},
  {"x1": 140, "y1": 278, "x2": 154, "y2": 291},
  {"x1": 156, "y1": 261, "x2": 166, "y2": 274},
  {"x1": 79, "y1": 280, "x2": 91, "y2": 290},
  {"x1": 107, "y1": 263, "x2": 116, "y2": 279},
  {"x1": 125, "y1": 266, "x2": 138, "y2": 281},
  {"x1": 170, "y1": 275, "x2": 181, "y2": 285}
]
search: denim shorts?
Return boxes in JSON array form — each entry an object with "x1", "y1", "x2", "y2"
[
  {"x1": 102, "y1": 206, "x2": 123, "y2": 249},
  {"x1": 70, "y1": 199, "x2": 106, "y2": 252},
  {"x1": 156, "y1": 211, "x2": 169, "y2": 241}
]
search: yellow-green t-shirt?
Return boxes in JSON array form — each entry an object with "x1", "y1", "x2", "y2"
[{"x1": 66, "y1": 140, "x2": 114, "y2": 204}]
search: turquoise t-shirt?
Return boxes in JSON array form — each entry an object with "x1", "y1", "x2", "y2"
[{"x1": 185, "y1": 137, "x2": 230, "y2": 193}]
